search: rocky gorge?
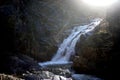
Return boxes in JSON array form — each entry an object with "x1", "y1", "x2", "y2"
[{"x1": 0, "y1": 0, "x2": 120, "y2": 80}]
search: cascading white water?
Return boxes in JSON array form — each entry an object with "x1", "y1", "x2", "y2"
[
  {"x1": 39, "y1": 18, "x2": 102, "y2": 67},
  {"x1": 51, "y1": 18, "x2": 102, "y2": 61}
]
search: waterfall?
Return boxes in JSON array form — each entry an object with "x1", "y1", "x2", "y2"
[
  {"x1": 52, "y1": 18, "x2": 102, "y2": 61},
  {"x1": 39, "y1": 18, "x2": 102, "y2": 67}
]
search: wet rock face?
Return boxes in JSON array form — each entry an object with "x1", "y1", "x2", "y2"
[{"x1": 73, "y1": 2, "x2": 120, "y2": 80}]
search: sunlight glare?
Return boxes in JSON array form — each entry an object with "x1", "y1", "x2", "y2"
[{"x1": 82, "y1": 0, "x2": 118, "y2": 7}]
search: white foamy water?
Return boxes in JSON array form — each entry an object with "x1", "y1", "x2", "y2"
[
  {"x1": 51, "y1": 18, "x2": 102, "y2": 61},
  {"x1": 39, "y1": 18, "x2": 102, "y2": 67}
]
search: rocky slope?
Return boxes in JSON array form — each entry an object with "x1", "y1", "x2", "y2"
[{"x1": 73, "y1": 2, "x2": 120, "y2": 80}]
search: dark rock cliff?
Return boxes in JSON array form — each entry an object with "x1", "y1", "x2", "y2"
[{"x1": 73, "y1": 2, "x2": 120, "y2": 80}]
